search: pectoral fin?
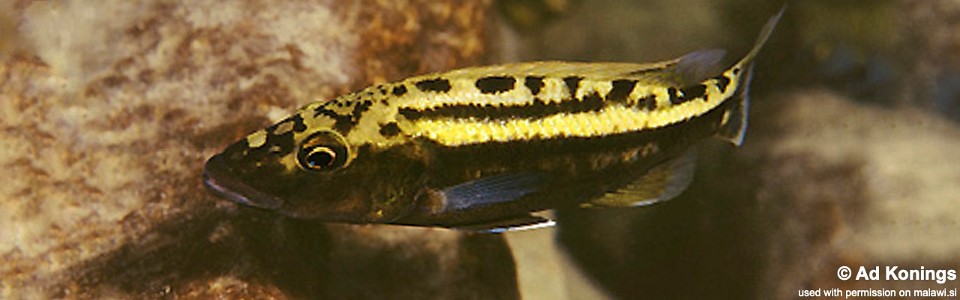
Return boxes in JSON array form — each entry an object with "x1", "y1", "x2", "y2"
[
  {"x1": 583, "y1": 149, "x2": 697, "y2": 208},
  {"x1": 438, "y1": 171, "x2": 545, "y2": 212}
]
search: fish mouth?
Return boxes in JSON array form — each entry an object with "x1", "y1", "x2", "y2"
[{"x1": 203, "y1": 154, "x2": 285, "y2": 210}]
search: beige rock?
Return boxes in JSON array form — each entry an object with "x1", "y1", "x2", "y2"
[
  {"x1": 755, "y1": 89, "x2": 960, "y2": 298},
  {"x1": 1, "y1": 1, "x2": 509, "y2": 298}
]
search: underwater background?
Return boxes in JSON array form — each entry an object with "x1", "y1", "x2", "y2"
[{"x1": 2, "y1": 0, "x2": 958, "y2": 299}]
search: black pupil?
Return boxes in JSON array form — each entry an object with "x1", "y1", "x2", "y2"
[{"x1": 307, "y1": 148, "x2": 335, "y2": 169}]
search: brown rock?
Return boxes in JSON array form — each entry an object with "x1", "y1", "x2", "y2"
[{"x1": 1, "y1": 1, "x2": 516, "y2": 299}]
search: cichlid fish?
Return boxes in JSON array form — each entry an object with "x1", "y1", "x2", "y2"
[{"x1": 204, "y1": 10, "x2": 783, "y2": 232}]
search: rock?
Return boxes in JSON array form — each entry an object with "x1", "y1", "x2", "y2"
[
  {"x1": 513, "y1": 0, "x2": 960, "y2": 298},
  {"x1": 753, "y1": 89, "x2": 960, "y2": 298},
  {"x1": 1, "y1": 1, "x2": 515, "y2": 298}
]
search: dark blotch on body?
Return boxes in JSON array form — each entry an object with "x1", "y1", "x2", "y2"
[
  {"x1": 397, "y1": 108, "x2": 424, "y2": 120},
  {"x1": 292, "y1": 114, "x2": 307, "y2": 132},
  {"x1": 679, "y1": 84, "x2": 707, "y2": 102},
  {"x1": 607, "y1": 79, "x2": 637, "y2": 103},
  {"x1": 637, "y1": 95, "x2": 657, "y2": 111},
  {"x1": 475, "y1": 76, "x2": 516, "y2": 94},
  {"x1": 265, "y1": 131, "x2": 295, "y2": 154},
  {"x1": 379, "y1": 122, "x2": 402, "y2": 137},
  {"x1": 579, "y1": 92, "x2": 605, "y2": 112},
  {"x1": 667, "y1": 87, "x2": 681, "y2": 105},
  {"x1": 353, "y1": 100, "x2": 373, "y2": 118},
  {"x1": 563, "y1": 76, "x2": 584, "y2": 98},
  {"x1": 400, "y1": 92, "x2": 606, "y2": 121},
  {"x1": 525, "y1": 76, "x2": 545, "y2": 95},
  {"x1": 415, "y1": 78, "x2": 452, "y2": 93},
  {"x1": 392, "y1": 85, "x2": 408, "y2": 96},
  {"x1": 715, "y1": 75, "x2": 731, "y2": 92},
  {"x1": 314, "y1": 106, "x2": 355, "y2": 133}
]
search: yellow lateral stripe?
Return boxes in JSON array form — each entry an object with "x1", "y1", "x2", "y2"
[{"x1": 411, "y1": 76, "x2": 735, "y2": 146}]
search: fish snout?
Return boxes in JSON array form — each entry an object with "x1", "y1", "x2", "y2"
[{"x1": 203, "y1": 154, "x2": 285, "y2": 210}]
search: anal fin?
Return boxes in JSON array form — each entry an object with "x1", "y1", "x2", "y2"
[
  {"x1": 452, "y1": 213, "x2": 556, "y2": 234},
  {"x1": 583, "y1": 149, "x2": 697, "y2": 208}
]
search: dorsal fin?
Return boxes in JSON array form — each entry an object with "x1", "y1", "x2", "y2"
[{"x1": 675, "y1": 49, "x2": 727, "y2": 84}]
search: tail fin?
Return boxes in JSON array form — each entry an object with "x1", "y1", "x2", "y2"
[
  {"x1": 717, "y1": 6, "x2": 785, "y2": 146},
  {"x1": 734, "y1": 6, "x2": 785, "y2": 70},
  {"x1": 717, "y1": 64, "x2": 754, "y2": 146}
]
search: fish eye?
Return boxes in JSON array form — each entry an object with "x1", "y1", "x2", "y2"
[
  {"x1": 297, "y1": 131, "x2": 350, "y2": 172},
  {"x1": 304, "y1": 146, "x2": 336, "y2": 169}
]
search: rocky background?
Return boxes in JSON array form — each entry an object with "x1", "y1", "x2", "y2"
[
  {"x1": 1, "y1": 0, "x2": 516, "y2": 298},
  {"x1": 538, "y1": 0, "x2": 960, "y2": 299},
  {"x1": 2, "y1": 0, "x2": 959, "y2": 299}
]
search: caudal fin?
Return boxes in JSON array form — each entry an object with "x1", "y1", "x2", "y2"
[
  {"x1": 734, "y1": 6, "x2": 785, "y2": 70},
  {"x1": 716, "y1": 64, "x2": 754, "y2": 146},
  {"x1": 717, "y1": 6, "x2": 785, "y2": 146}
]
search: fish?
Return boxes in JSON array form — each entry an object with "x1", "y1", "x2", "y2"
[{"x1": 203, "y1": 9, "x2": 783, "y2": 232}]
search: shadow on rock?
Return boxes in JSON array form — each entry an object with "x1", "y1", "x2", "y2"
[{"x1": 55, "y1": 203, "x2": 518, "y2": 299}]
